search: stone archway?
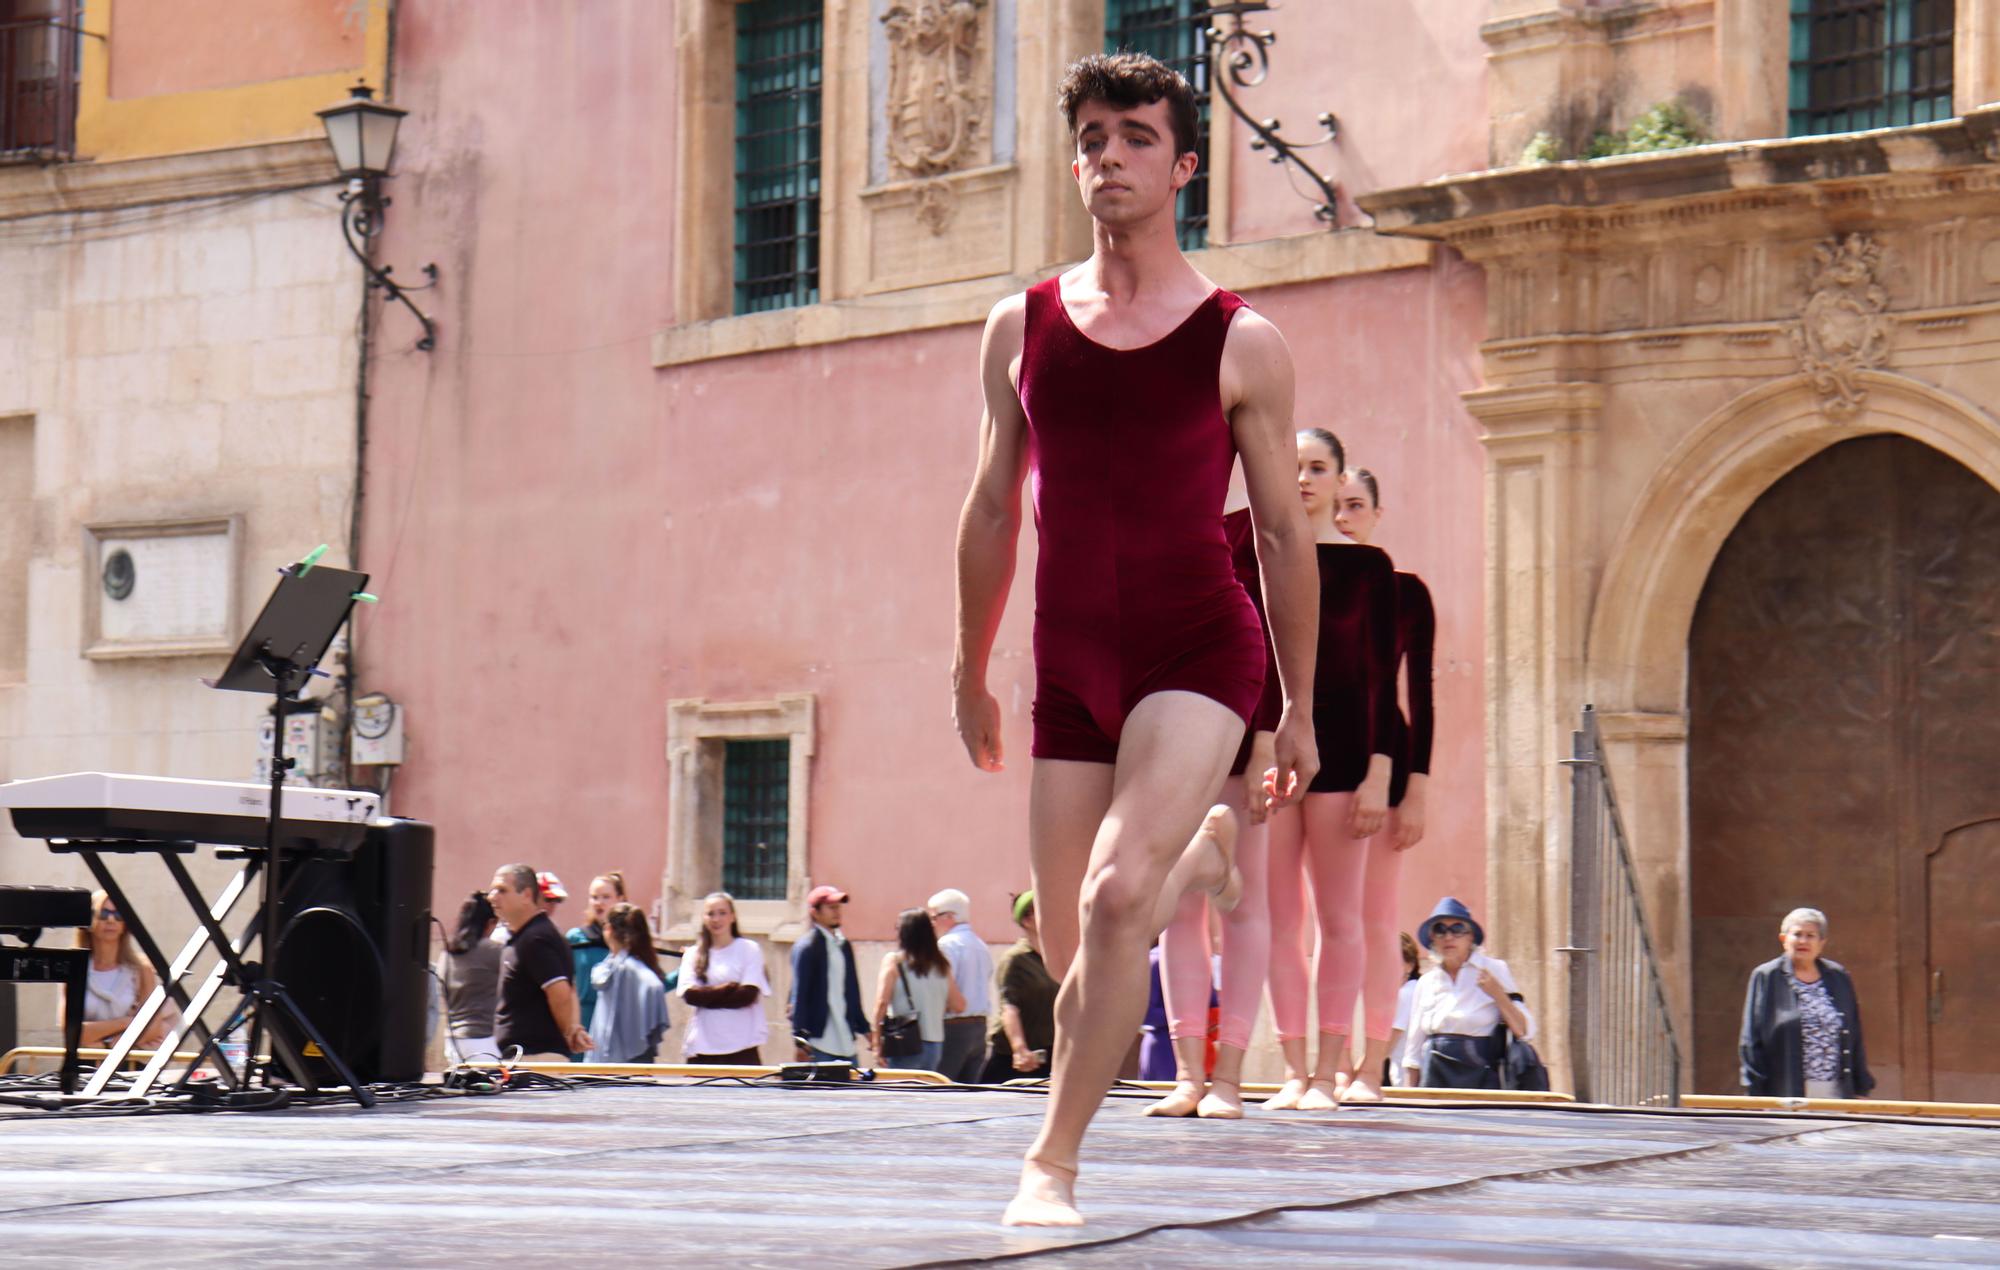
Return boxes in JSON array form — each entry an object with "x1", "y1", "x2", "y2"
[{"x1": 1583, "y1": 372, "x2": 2000, "y2": 1093}]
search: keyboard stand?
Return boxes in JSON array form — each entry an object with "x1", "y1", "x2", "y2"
[{"x1": 58, "y1": 842, "x2": 238, "y2": 1097}]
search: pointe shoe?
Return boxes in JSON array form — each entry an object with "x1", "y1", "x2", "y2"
[
  {"x1": 1144, "y1": 1080, "x2": 1204, "y2": 1117},
  {"x1": 1194, "y1": 804, "x2": 1244, "y2": 913},
  {"x1": 1296, "y1": 1078, "x2": 1343, "y2": 1112},
  {"x1": 1263, "y1": 1077, "x2": 1310, "y2": 1111},
  {"x1": 1002, "y1": 1160, "x2": 1084, "y2": 1227},
  {"x1": 1342, "y1": 1074, "x2": 1384, "y2": 1103},
  {"x1": 1196, "y1": 1076, "x2": 1245, "y2": 1119}
]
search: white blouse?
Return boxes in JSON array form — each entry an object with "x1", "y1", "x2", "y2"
[
  {"x1": 1402, "y1": 950, "x2": 1534, "y2": 1071},
  {"x1": 678, "y1": 936, "x2": 771, "y2": 1058}
]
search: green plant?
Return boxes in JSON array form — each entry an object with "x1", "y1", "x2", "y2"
[
  {"x1": 1519, "y1": 131, "x2": 1562, "y2": 165},
  {"x1": 1589, "y1": 100, "x2": 1708, "y2": 159}
]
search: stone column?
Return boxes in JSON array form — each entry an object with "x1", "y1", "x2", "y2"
[{"x1": 1463, "y1": 380, "x2": 1601, "y2": 1091}]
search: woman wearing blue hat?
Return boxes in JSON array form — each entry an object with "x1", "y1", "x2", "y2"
[{"x1": 1400, "y1": 897, "x2": 1534, "y2": 1088}]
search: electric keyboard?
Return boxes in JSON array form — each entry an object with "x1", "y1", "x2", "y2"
[{"x1": 0, "y1": 772, "x2": 380, "y2": 856}]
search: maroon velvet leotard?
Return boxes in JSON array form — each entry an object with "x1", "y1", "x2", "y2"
[
  {"x1": 1018, "y1": 279, "x2": 1266, "y2": 763},
  {"x1": 1385, "y1": 570, "x2": 1436, "y2": 807},
  {"x1": 1224, "y1": 508, "x2": 1282, "y2": 777},
  {"x1": 1306, "y1": 543, "x2": 1399, "y2": 794}
]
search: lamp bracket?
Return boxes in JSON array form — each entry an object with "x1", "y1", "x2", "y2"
[
  {"x1": 338, "y1": 178, "x2": 440, "y2": 352},
  {"x1": 1205, "y1": 2, "x2": 1343, "y2": 227}
]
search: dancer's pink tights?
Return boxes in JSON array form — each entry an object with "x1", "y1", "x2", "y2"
[
  {"x1": 1265, "y1": 793, "x2": 1402, "y2": 1046},
  {"x1": 1159, "y1": 810, "x2": 1270, "y2": 1053}
]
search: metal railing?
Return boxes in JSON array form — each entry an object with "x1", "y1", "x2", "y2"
[
  {"x1": 1561, "y1": 704, "x2": 1684, "y2": 1106},
  {"x1": 1, "y1": 17, "x2": 81, "y2": 160}
]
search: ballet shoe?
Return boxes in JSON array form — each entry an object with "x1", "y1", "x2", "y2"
[
  {"x1": 1002, "y1": 1159, "x2": 1084, "y2": 1227},
  {"x1": 1194, "y1": 804, "x2": 1243, "y2": 913},
  {"x1": 1296, "y1": 1078, "x2": 1342, "y2": 1112},
  {"x1": 1196, "y1": 1077, "x2": 1245, "y2": 1119},
  {"x1": 1342, "y1": 1075, "x2": 1385, "y2": 1103},
  {"x1": 1263, "y1": 1077, "x2": 1310, "y2": 1111},
  {"x1": 1144, "y1": 1080, "x2": 1204, "y2": 1117}
]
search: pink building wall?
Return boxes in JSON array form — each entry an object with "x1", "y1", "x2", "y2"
[{"x1": 362, "y1": 1, "x2": 1491, "y2": 951}]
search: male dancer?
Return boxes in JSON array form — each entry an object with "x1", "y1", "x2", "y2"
[{"x1": 953, "y1": 52, "x2": 1320, "y2": 1227}]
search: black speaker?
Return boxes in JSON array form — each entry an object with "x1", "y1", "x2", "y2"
[{"x1": 267, "y1": 817, "x2": 434, "y2": 1085}]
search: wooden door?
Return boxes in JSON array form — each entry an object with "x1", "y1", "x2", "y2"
[
  {"x1": 1929, "y1": 819, "x2": 2000, "y2": 1103},
  {"x1": 1688, "y1": 436, "x2": 2000, "y2": 1099}
]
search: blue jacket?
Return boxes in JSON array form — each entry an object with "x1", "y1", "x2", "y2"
[{"x1": 789, "y1": 924, "x2": 870, "y2": 1044}]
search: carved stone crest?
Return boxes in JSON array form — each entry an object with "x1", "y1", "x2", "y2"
[
  {"x1": 1790, "y1": 233, "x2": 1892, "y2": 416},
  {"x1": 881, "y1": 0, "x2": 989, "y2": 179},
  {"x1": 913, "y1": 179, "x2": 957, "y2": 235}
]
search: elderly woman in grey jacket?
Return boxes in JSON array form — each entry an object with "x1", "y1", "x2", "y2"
[{"x1": 1739, "y1": 907, "x2": 1873, "y2": 1099}]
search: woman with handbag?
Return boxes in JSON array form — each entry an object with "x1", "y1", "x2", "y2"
[
  {"x1": 871, "y1": 907, "x2": 966, "y2": 1073},
  {"x1": 1400, "y1": 897, "x2": 1536, "y2": 1089}
]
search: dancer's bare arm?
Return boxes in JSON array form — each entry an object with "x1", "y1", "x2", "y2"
[
  {"x1": 953, "y1": 294, "x2": 1031, "y2": 772},
  {"x1": 1223, "y1": 312, "x2": 1319, "y2": 804}
]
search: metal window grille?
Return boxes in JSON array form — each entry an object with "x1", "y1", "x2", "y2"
[
  {"x1": 721, "y1": 738, "x2": 791, "y2": 900},
  {"x1": 735, "y1": 0, "x2": 822, "y2": 315},
  {"x1": 1, "y1": 1, "x2": 82, "y2": 159},
  {"x1": 1789, "y1": 0, "x2": 1953, "y2": 136},
  {"x1": 1105, "y1": 0, "x2": 1209, "y2": 251}
]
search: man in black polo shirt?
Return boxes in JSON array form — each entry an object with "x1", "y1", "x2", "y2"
[{"x1": 488, "y1": 863, "x2": 590, "y2": 1061}]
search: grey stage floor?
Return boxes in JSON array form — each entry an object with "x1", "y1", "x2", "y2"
[{"x1": 4, "y1": 1078, "x2": 1998, "y2": 1267}]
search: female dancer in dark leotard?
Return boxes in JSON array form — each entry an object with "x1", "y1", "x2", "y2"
[
  {"x1": 1330, "y1": 466, "x2": 1433, "y2": 1097},
  {"x1": 1263, "y1": 429, "x2": 1396, "y2": 1111}
]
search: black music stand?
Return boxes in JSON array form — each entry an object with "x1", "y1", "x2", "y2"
[{"x1": 194, "y1": 558, "x2": 375, "y2": 1108}]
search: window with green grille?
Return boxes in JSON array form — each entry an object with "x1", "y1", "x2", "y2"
[
  {"x1": 735, "y1": 0, "x2": 822, "y2": 315},
  {"x1": 1789, "y1": 0, "x2": 1952, "y2": 136},
  {"x1": 721, "y1": 738, "x2": 791, "y2": 900},
  {"x1": 1104, "y1": 0, "x2": 1209, "y2": 251}
]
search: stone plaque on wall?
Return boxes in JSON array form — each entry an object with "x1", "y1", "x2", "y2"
[
  {"x1": 862, "y1": 164, "x2": 1014, "y2": 293},
  {"x1": 82, "y1": 517, "x2": 241, "y2": 658}
]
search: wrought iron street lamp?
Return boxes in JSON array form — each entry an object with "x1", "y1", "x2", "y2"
[
  {"x1": 1204, "y1": 2, "x2": 1342, "y2": 226},
  {"x1": 317, "y1": 84, "x2": 438, "y2": 351}
]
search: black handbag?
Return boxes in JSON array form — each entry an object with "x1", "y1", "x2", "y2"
[
  {"x1": 1496, "y1": 993, "x2": 1551, "y2": 1092},
  {"x1": 878, "y1": 962, "x2": 924, "y2": 1060}
]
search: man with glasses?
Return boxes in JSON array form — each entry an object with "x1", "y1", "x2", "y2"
[
  {"x1": 1400, "y1": 896, "x2": 1534, "y2": 1089},
  {"x1": 927, "y1": 888, "x2": 995, "y2": 1082}
]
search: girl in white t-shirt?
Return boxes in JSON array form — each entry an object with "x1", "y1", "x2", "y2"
[{"x1": 678, "y1": 892, "x2": 770, "y2": 1063}]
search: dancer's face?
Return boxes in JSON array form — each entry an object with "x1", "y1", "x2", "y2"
[
  {"x1": 1297, "y1": 437, "x2": 1340, "y2": 517},
  {"x1": 1334, "y1": 474, "x2": 1381, "y2": 544},
  {"x1": 1071, "y1": 97, "x2": 1192, "y2": 227}
]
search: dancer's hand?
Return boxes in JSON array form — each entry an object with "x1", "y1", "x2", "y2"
[
  {"x1": 1392, "y1": 777, "x2": 1427, "y2": 850},
  {"x1": 953, "y1": 684, "x2": 1005, "y2": 772},
  {"x1": 1350, "y1": 755, "x2": 1391, "y2": 838},
  {"x1": 1243, "y1": 732, "x2": 1277, "y2": 822},
  {"x1": 1264, "y1": 708, "x2": 1317, "y2": 809}
]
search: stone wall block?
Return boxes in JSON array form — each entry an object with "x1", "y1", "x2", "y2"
[
  {"x1": 250, "y1": 334, "x2": 344, "y2": 399},
  {"x1": 252, "y1": 220, "x2": 342, "y2": 290},
  {"x1": 166, "y1": 348, "x2": 210, "y2": 405},
  {"x1": 174, "y1": 226, "x2": 255, "y2": 297}
]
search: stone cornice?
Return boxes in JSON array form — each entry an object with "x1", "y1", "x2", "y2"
[
  {"x1": 652, "y1": 229, "x2": 1430, "y2": 367},
  {"x1": 1481, "y1": 0, "x2": 1713, "y2": 58},
  {"x1": 0, "y1": 139, "x2": 338, "y2": 222},
  {"x1": 1359, "y1": 109, "x2": 2000, "y2": 256}
]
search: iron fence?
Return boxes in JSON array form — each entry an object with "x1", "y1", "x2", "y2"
[
  {"x1": 1, "y1": 17, "x2": 80, "y2": 160},
  {"x1": 1561, "y1": 704, "x2": 1683, "y2": 1106}
]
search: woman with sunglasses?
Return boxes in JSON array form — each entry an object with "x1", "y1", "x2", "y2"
[
  {"x1": 1400, "y1": 897, "x2": 1533, "y2": 1089},
  {"x1": 66, "y1": 891, "x2": 165, "y2": 1048}
]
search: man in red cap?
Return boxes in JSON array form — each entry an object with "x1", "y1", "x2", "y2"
[{"x1": 788, "y1": 884, "x2": 871, "y2": 1064}]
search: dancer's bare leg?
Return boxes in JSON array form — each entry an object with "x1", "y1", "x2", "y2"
[
  {"x1": 1199, "y1": 1043, "x2": 1247, "y2": 1119},
  {"x1": 1028, "y1": 762, "x2": 1108, "y2": 983},
  {"x1": 1347, "y1": 1035, "x2": 1392, "y2": 1101},
  {"x1": 1298, "y1": 790, "x2": 1361, "y2": 1112},
  {"x1": 1004, "y1": 691, "x2": 1241, "y2": 1227}
]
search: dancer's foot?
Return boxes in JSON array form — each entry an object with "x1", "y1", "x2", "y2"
[
  {"x1": 1263, "y1": 1077, "x2": 1310, "y2": 1111},
  {"x1": 1342, "y1": 1074, "x2": 1384, "y2": 1103},
  {"x1": 1002, "y1": 1159, "x2": 1083, "y2": 1227},
  {"x1": 1144, "y1": 1080, "x2": 1204, "y2": 1117},
  {"x1": 1189, "y1": 804, "x2": 1243, "y2": 912},
  {"x1": 1297, "y1": 1078, "x2": 1342, "y2": 1112},
  {"x1": 1197, "y1": 1076, "x2": 1245, "y2": 1119}
]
